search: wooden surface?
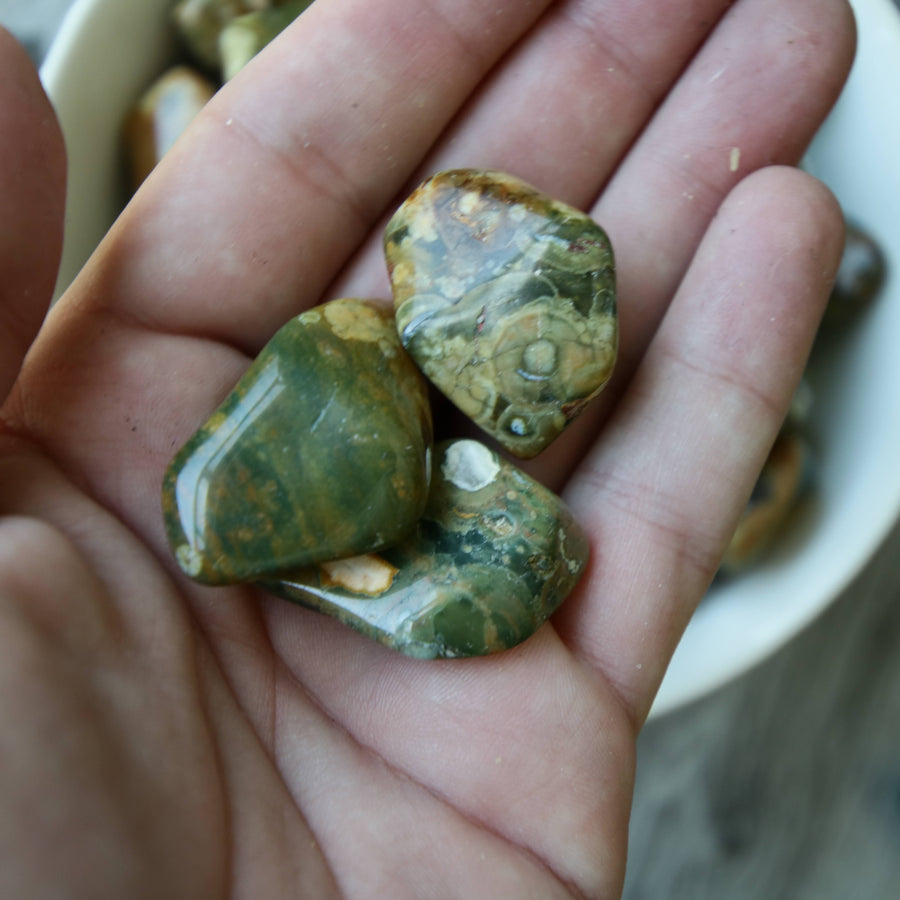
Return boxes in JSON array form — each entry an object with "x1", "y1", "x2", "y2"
[
  {"x1": 626, "y1": 519, "x2": 900, "y2": 899},
  {"x1": 3, "y1": 2, "x2": 899, "y2": 897}
]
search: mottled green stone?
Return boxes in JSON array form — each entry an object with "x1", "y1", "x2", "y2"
[
  {"x1": 385, "y1": 168, "x2": 617, "y2": 459},
  {"x1": 261, "y1": 439, "x2": 589, "y2": 658},
  {"x1": 125, "y1": 65, "x2": 217, "y2": 191},
  {"x1": 220, "y1": 0, "x2": 314, "y2": 81},
  {"x1": 172, "y1": 0, "x2": 267, "y2": 71},
  {"x1": 162, "y1": 298, "x2": 433, "y2": 585}
]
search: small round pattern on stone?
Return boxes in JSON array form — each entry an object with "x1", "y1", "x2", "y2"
[
  {"x1": 385, "y1": 168, "x2": 618, "y2": 458},
  {"x1": 521, "y1": 339, "x2": 558, "y2": 378}
]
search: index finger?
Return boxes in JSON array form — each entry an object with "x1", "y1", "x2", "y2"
[{"x1": 66, "y1": 0, "x2": 555, "y2": 353}]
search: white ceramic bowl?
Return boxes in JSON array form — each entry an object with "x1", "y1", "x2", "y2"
[
  {"x1": 653, "y1": 0, "x2": 900, "y2": 717},
  {"x1": 40, "y1": 0, "x2": 900, "y2": 717}
]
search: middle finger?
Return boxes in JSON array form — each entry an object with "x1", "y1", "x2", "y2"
[{"x1": 337, "y1": 0, "x2": 854, "y2": 489}]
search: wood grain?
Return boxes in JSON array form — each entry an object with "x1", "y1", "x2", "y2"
[{"x1": 626, "y1": 516, "x2": 900, "y2": 899}]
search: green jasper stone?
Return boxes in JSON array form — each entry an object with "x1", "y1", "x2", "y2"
[
  {"x1": 162, "y1": 297, "x2": 433, "y2": 585},
  {"x1": 385, "y1": 168, "x2": 617, "y2": 459},
  {"x1": 172, "y1": 0, "x2": 266, "y2": 72},
  {"x1": 261, "y1": 439, "x2": 589, "y2": 658},
  {"x1": 220, "y1": 0, "x2": 315, "y2": 81}
]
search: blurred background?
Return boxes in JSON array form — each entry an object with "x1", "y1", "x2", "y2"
[
  {"x1": 0, "y1": 0, "x2": 71, "y2": 61},
  {"x1": 1, "y1": 1, "x2": 899, "y2": 897}
]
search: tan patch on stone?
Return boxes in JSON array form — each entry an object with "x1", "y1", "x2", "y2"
[
  {"x1": 323, "y1": 298, "x2": 394, "y2": 346},
  {"x1": 442, "y1": 440, "x2": 500, "y2": 492}
]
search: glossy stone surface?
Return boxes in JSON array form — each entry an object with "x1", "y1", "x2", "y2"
[
  {"x1": 163, "y1": 298, "x2": 433, "y2": 585},
  {"x1": 220, "y1": 0, "x2": 314, "y2": 81},
  {"x1": 172, "y1": 0, "x2": 267, "y2": 72},
  {"x1": 823, "y1": 220, "x2": 886, "y2": 328},
  {"x1": 385, "y1": 168, "x2": 617, "y2": 458},
  {"x1": 261, "y1": 439, "x2": 589, "y2": 658},
  {"x1": 720, "y1": 430, "x2": 813, "y2": 576}
]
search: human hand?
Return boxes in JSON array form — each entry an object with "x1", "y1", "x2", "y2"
[{"x1": 0, "y1": 1, "x2": 853, "y2": 896}]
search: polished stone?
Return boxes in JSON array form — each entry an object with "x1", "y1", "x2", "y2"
[
  {"x1": 124, "y1": 65, "x2": 217, "y2": 191},
  {"x1": 720, "y1": 430, "x2": 812, "y2": 575},
  {"x1": 220, "y1": 0, "x2": 314, "y2": 81},
  {"x1": 385, "y1": 168, "x2": 617, "y2": 458},
  {"x1": 172, "y1": 0, "x2": 261, "y2": 72},
  {"x1": 823, "y1": 220, "x2": 886, "y2": 328},
  {"x1": 261, "y1": 439, "x2": 589, "y2": 658},
  {"x1": 162, "y1": 298, "x2": 433, "y2": 585}
]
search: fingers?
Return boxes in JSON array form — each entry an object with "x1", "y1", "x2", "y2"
[
  {"x1": 259, "y1": 605, "x2": 634, "y2": 898},
  {"x1": 0, "y1": 29, "x2": 66, "y2": 403},
  {"x1": 593, "y1": 0, "x2": 854, "y2": 386},
  {"x1": 72, "y1": 0, "x2": 554, "y2": 353},
  {"x1": 522, "y1": 0, "x2": 855, "y2": 488},
  {"x1": 5, "y1": 0, "x2": 853, "y2": 602},
  {"x1": 65, "y1": 0, "x2": 849, "y2": 359},
  {"x1": 554, "y1": 166, "x2": 845, "y2": 723},
  {"x1": 12, "y1": 0, "x2": 742, "y2": 522},
  {"x1": 331, "y1": 0, "x2": 737, "y2": 298}
]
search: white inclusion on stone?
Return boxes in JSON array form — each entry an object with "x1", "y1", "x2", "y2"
[
  {"x1": 457, "y1": 190, "x2": 481, "y2": 216},
  {"x1": 176, "y1": 544, "x2": 204, "y2": 578},
  {"x1": 442, "y1": 440, "x2": 500, "y2": 492}
]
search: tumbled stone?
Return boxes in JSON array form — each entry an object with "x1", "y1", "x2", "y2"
[
  {"x1": 162, "y1": 298, "x2": 433, "y2": 585},
  {"x1": 385, "y1": 168, "x2": 617, "y2": 458},
  {"x1": 720, "y1": 430, "x2": 813, "y2": 576},
  {"x1": 823, "y1": 220, "x2": 886, "y2": 328},
  {"x1": 124, "y1": 65, "x2": 217, "y2": 191},
  {"x1": 220, "y1": 0, "x2": 314, "y2": 81},
  {"x1": 261, "y1": 439, "x2": 589, "y2": 658}
]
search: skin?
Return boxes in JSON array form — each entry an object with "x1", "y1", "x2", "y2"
[{"x1": 0, "y1": 0, "x2": 854, "y2": 897}]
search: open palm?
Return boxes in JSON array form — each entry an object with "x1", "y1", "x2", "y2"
[{"x1": 0, "y1": 0, "x2": 853, "y2": 896}]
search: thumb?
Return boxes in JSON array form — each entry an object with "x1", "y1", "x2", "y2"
[{"x1": 0, "y1": 27, "x2": 66, "y2": 404}]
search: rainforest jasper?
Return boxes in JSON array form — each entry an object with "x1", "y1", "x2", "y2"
[
  {"x1": 385, "y1": 168, "x2": 618, "y2": 458},
  {"x1": 162, "y1": 297, "x2": 433, "y2": 585},
  {"x1": 262, "y1": 440, "x2": 589, "y2": 658},
  {"x1": 161, "y1": 170, "x2": 610, "y2": 656}
]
